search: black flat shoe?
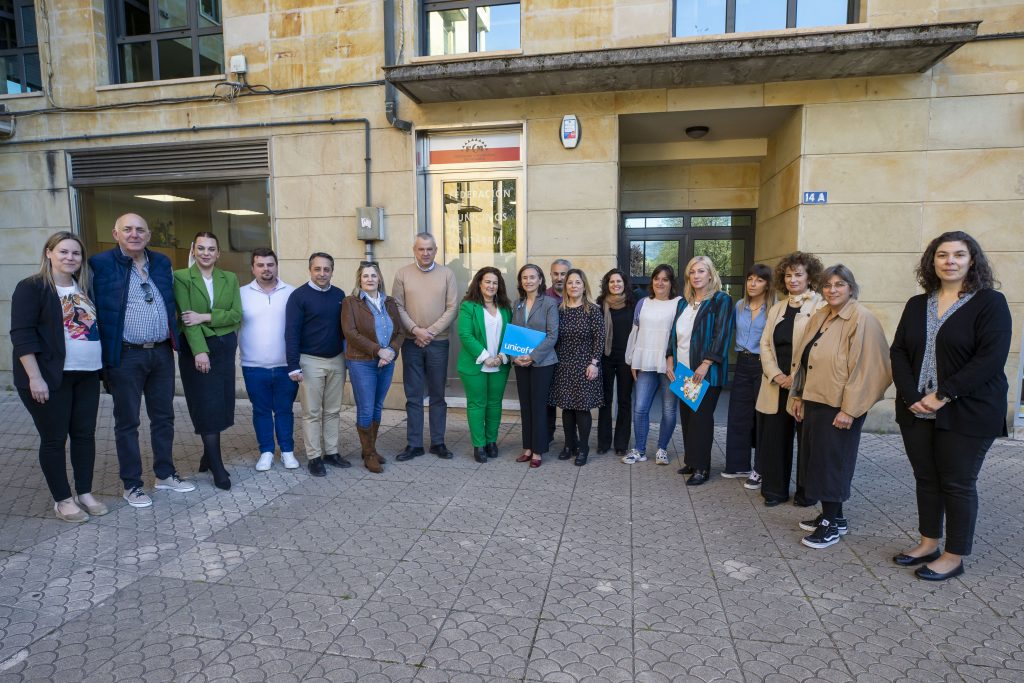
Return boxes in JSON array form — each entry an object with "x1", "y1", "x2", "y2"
[
  {"x1": 596, "y1": 446, "x2": 609, "y2": 455},
  {"x1": 763, "y1": 497, "x2": 788, "y2": 508},
  {"x1": 915, "y1": 562, "x2": 964, "y2": 581},
  {"x1": 213, "y1": 476, "x2": 231, "y2": 491},
  {"x1": 893, "y1": 549, "x2": 942, "y2": 566},
  {"x1": 574, "y1": 451, "x2": 588, "y2": 466},
  {"x1": 323, "y1": 453, "x2": 351, "y2": 469},
  {"x1": 430, "y1": 444, "x2": 454, "y2": 459},
  {"x1": 473, "y1": 447, "x2": 487, "y2": 464},
  {"x1": 677, "y1": 465, "x2": 695, "y2": 475},
  {"x1": 557, "y1": 448, "x2": 572, "y2": 460},
  {"x1": 484, "y1": 443, "x2": 498, "y2": 458},
  {"x1": 685, "y1": 470, "x2": 709, "y2": 486},
  {"x1": 308, "y1": 457, "x2": 326, "y2": 477},
  {"x1": 396, "y1": 446, "x2": 424, "y2": 462}
]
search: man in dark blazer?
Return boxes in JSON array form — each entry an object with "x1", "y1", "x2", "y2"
[{"x1": 90, "y1": 213, "x2": 195, "y2": 509}]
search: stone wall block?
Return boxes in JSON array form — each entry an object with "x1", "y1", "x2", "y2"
[
  {"x1": 927, "y1": 94, "x2": 1024, "y2": 150},
  {"x1": 528, "y1": 162, "x2": 618, "y2": 212},
  {"x1": 527, "y1": 115, "x2": 617, "y2": 165},
  {"x1": 801, "y1": 203, "x2": 924, "y2": 254},
  {"x1": 921, "y1": 201, "x2": 1024, "y2": 251},
  {"x1": 753, "y1": 207, "x2": 798, "y2": 262},
  {"x1": 525, "y1": 210, "x2": 618, "y2": 255},
  {"x1": 0, "y1": 192, "x2": 71, "y2": 231},
  {"x1": 667, "y1": 84, "x2": 765, "y2": 111},
  {"x1": 688, "y1": 188, "x2": 757, "y2": 209},
  {"x1": 926, "y1": 148, "x2": 1024, "y2": 202},
  {"x1": 804, "y1": 99, "x2": 929, "y2": 155},
  {"x1": 803, "y1": 152, "x2": 925, "y2": 204}
]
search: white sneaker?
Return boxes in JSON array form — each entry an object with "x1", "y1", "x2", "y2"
[
  {"x1": 255, "y1": 452, "x2": 274, "y2": 472},
  {"x1": 622, "y1": 449, "x2": 647, "y2": 464},
  {"x1": 655, "y1": 449, "x2": 669, "y2": 465},
  {"x1": 154, "y1": 475, "x2": 197, "y2": 493},
  {"x1": 123, "y1": 486, "x2": 153, "y2": 508},
  {"x1": 744, "y1": 471, "x2": 762, "y2": 490},
  {"x1": 721, "y1": 470, "x2": 751, "y2": 479},
  {"x1": 281, "y1": 451, "x2": 300, "y2": 469}
]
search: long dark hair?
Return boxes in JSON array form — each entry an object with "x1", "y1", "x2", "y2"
[
  {"x1": 516, "y1": 263, "x2": 547, "y2": 299},
  {"x1": 741, "y1": 263, "x2": 776, "y2": 309},
  {"x1": 464, "y1": 266, "x2": 511, "y2": 309},
  {"x1": 647, "y1": 264, "x2": 678, "y2": 299},
  {"x1": 596, "y1": 268, "x2": 636, "y2": 308},
  {"x1": 916, "y1": 230, "x2": 998, "y2": 295}
]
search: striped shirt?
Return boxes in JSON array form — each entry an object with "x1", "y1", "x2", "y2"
[{"x1": 122, "y1": 255, "x2": 170, "y2": 344}]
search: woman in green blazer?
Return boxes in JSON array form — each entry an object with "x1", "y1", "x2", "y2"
[
  {"x1": 173, "y1": 232, "x2": 242, "y2": 490},
  {"x1": 457, "y1": 267, "x2": 512, "y2": 463}
]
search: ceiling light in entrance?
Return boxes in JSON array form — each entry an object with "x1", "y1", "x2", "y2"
[
  {"x1": 134, "y1": 194, "x2": 195, "y2": 202},
  {"x1": 685, "y1": 126, "x2": 710, "y2": 139},
  {"x1": 217, "y1": 209, "x2": 264, "y2": 216}
]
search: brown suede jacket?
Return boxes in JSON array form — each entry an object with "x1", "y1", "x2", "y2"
[{"x1": 340, "y1": 293, "x2": 404, "y2": 362}]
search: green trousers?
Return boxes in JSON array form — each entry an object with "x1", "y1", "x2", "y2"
[{"x1": 458, "y1": 369, "x2": 509, "y2": 447}]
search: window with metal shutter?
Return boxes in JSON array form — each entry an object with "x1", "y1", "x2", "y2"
[{"x1": 68, "y1": 139, "x2": 269, "y2": 186}]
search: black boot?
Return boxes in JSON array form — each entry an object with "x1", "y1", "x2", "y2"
[
  {"x1": 574, "y1": 448, "x2": 589, "y2": 467},
  {"x1": 201, "y1": 433, "x2": 230, "y2": 491}
]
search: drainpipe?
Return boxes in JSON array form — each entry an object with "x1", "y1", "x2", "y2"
[{"x1": 383, "y1": 0, "x2": 413, "y2": 133}]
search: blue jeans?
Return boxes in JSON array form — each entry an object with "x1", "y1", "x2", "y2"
[
  {"x1": 632, "y1": 371, "x2": 678, "y2": 454},
  {"x1": 242, "y1": 366, "x2": 298, "y2": 453},
  {"x1": 348, "y1": 359, "x2": 396, "y2": 428},
  {"x1": 402, "y1": 339, "x2": 449, "y2": 447},
  {"x1": 104, "y1": 343, "x2": 177, "y2": 489}
]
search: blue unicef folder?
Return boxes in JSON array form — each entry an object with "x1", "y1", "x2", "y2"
[
  {"x1": 669, "y1": 362, "x2": 710, "y2": 411},
  {"x1": 501, "y1": 324, "x2": 546, "y2": 356}
]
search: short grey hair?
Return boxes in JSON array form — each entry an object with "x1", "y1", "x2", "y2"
[
  {"x1": 821, "y1": 263, "x2": 860, "y2": 299},
  {"x1": 413, "y1": 232, "x2": 436, "y2": 247},
  {"x1": 551, "y1": 258, "x2": 571, "y2": 269}
]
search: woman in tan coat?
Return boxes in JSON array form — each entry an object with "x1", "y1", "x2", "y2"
[
  {"x1": 789, "y1": 264, "x2": 892, "y2": 549},
  {"x1": 754, "y1": 252, "x2": 825, "y2": 506}
]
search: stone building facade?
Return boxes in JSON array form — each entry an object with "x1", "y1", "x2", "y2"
[{"x1": 1, "y1": 0, "x2": 1021, "y2": 431}]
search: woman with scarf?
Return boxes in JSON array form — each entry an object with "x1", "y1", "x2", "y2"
[{"x1": 596, "y1": 268, "x2": 636, "y2": 457}]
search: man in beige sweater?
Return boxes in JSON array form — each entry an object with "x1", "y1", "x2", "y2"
[{"x1": 392, "y1": 233, "x2": 459, "y2": 461}]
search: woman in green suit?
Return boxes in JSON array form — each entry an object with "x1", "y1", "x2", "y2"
[
  {"x1": 457, "y1": 267, "x2": 512, "y2": 463},
  {"x1": 173, "y1": 232, "x2": 242, "y2": 490}
]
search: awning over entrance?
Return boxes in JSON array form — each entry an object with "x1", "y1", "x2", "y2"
[{"x1": 384, "y1": 22, "x2": 979, "y2": 104}]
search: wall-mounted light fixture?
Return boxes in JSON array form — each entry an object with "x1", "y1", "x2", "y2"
[{"x1": 685, "y1": 125, "x2": 710, "y2": 139}]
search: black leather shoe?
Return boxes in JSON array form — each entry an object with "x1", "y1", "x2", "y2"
[
  {"x1": 473, "y1": 447, "x2": 487, "y2": 464},
  {"x1": 915, "y1": 562, "x2": 964, "y2": 581},
  {"x1": 596, "y1": 446, "x2": 609, "y2": 455},
  {"x1": 323, "y1": 453, "x2": 351, "y2": 469},
  {"x1": 763, "y1": 497, "x2": 788, "y2": 508},
  {"x1": 308, "y1": 457, "x2": 326, "y2": 477},
  {"x1": 395, "y1": 446, "x2": 424, "y2": 462},
  {"x1": 484, "y1": 443, "x2": 498, "y2": 458},
  {"x1": 677, "y1": 465, "x2": 695, "y2": 475},
  {"x1": 430, "y1": 444, "x2": 454, "y2": 459},
  {"x1": 557, "y1": 447, "x2": 572, "y2": 460},
  {"x1": 686, "y1": 470, "x2": 709, "y2": 486},
  {"x1": 893, "y1": 549, "x2": 941, "y2": 566},
  {"x1": 574, "y1": 451, "x2": 588, "y2": 466}
]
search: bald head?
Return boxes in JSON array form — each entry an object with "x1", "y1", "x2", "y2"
[{"x1": 113, "y1": 213, "x2": 151, "y2": 258}]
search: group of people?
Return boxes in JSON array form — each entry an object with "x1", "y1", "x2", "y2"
[{"x1": 12, "y1": 217, "x2": 1011, "y2": 581}]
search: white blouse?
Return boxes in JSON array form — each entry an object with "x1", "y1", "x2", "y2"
[
  {"x1": 674, "y1": 302, "x2": 700, "y2": 370},
  {"x1": 628, "y1": 296, "x2": 681, "y2": 373},
  {"x1": 478, "y1": 307, "x2": 503, "y2": 373}
]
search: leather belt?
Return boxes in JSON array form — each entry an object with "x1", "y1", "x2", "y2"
[{"x1": 122, "y1": 340, "x2": 168, "y2": 350}]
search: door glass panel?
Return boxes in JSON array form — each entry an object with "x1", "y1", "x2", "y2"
[
  {"x1": 690, "y1": 215, "x2": 732, "y2": 227},
  {"x1": 646, "y1": 217, "x2": 685, "y2": 229},
  {"x1": 629, "y1": 240, "x2": 679, "y2": 279},
  {"x1": 694, "y1": 238, "x2": 744, "y2": 277},
  {"x1": 624, "y1": 217, "x2": 645, "y2": 229},
  {"x1": 441, "y1": 179, "x2": 518, "y2": 297}
]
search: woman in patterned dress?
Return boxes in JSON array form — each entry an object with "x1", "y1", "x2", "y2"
[{"x1": 549, "y1": 269, "x2": 605, "y2": 466}]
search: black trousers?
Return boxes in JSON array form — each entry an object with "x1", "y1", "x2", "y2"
[
  {"x1": 563, "y1": 409, "x2": 594, "y2": 453},
  {"x1": 801, "y1": 401, "x2": 866, "y2": 504},
  {"x1": 724, "y1": 353, "x2": 760, "y2": 473},
  {"x1": 679, "y1": 386, "x2": 722, "y2": 472},
  {"x1": 516, "y1": 364, "x2": 555, "y2": 454},
  {"x1": 899, "y1": 419, "x2": 993, "y2": 556},
  {"x1": 598, "y1": 356, "x2": 633, "y2": 452},
  {"x1": 18, "y1": 371, "x2": 100, "y2": 502},
  {"x1": 757, "y1": 389, "x2": 799, "y2": 502}
]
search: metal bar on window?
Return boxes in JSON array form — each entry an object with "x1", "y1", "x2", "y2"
[{"x1": 725, "y1": 0, "x2": 736, "y2": 34}]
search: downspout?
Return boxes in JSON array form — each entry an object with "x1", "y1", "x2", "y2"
[{"x1": 383, "y1": 0, "x2": 413, "y2": 134}]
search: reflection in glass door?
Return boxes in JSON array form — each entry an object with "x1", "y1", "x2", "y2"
[{"x1": 440, "y1": 178, "x2": 518, "y2": 298}]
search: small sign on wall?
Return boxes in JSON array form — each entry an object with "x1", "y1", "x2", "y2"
[
  {"x1": 561, "y1": 115, "x2": 580, "y2": 149},
  {"x1": 803, "y1": 191, "x2": 828, "y2": 204}
]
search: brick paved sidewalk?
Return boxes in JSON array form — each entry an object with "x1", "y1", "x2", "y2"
[{"x1": 0, "y1": 391, "x2": 1022, "y2": 682}]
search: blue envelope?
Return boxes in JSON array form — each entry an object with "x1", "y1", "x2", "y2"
[
  {"x1": 669, "y1": 362, "x2": 710, "y2": 411},
  {"x1": 501, "y1": 324, "x2": 546, "y2": 356}
]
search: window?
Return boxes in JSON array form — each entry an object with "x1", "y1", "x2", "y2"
[
  {"x1": 0, "y1": 0, "x2": 41, "y2": 95},
  {"x1": 423, "y1": 1, "x2": 520, "y2": 56},
  {"x1": 108, "y1": 0, "x2": 223, "y2": 83},
  {"x1": 674, "y1": 0, "x2": 856, "y2": 37}
]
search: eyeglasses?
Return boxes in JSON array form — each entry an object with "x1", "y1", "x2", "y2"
[
  {"x1": 823, "y1": 281, "x2": 849, "y2": 291},
  {"x1": 140, "y1": 281, "x2": 154, "y2": 304}
]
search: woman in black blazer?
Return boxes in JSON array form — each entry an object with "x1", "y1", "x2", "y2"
[
  {"x1": 890, "y1": 231, "x2": 1012, "y2": 581},
  {"x1": 11, "y1": 232, "x2": 107, "y2": 523}
]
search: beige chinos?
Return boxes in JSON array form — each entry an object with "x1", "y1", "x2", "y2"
[{"x1": 298, "y1": 353, "x2": 346, "y2": 460}]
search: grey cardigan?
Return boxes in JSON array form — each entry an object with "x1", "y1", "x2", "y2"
[{"x1": 511, "y1": 295, "x2": 559, "y2": 367}]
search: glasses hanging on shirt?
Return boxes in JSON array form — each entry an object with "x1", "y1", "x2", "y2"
[{"x1": 140, "y1": 281, "x2": 154, "y2": 304}]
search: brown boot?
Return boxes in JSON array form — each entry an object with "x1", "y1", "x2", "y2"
[
  {"x1": 370, "y1": 421, "x2": 386, "y2": 463},
  {"x1": 358, "y1": 425, "x2": 382, "y2": 473}
]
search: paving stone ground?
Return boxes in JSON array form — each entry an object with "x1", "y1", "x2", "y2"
[{"x1": 0, "y1": 390, "x2": 1023, "y2": 682}]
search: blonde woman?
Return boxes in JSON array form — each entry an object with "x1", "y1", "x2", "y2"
[{"x1": 666, "y1": 255, "x2": 734, "y2": 485}]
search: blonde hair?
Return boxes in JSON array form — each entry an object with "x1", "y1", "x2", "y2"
[
  {"x1": 559, "y1": 268, "x2": 597, "y2": 313},
  {"x1": 37, "y1": 231, "x2": 89, "y2": 292},
  {"x1": 354, "y1": 262, "x2": 386, "y2": 296},
  {"x1": 682, "y1": 255, "x2": 722, "y2": 304}
]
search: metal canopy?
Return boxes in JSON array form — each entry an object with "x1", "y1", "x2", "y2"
[{"x1": 384, "y1": 22, "x2": 979, "y2": 104}]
